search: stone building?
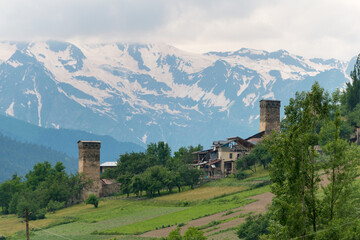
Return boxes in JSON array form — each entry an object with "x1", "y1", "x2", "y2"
[
  {"x1": 78, "y1": 140, "x2": 102, "y2": 200},
  {"x1": 193, "y1": 99, "x2": 281, "y2": 177},
  {"x1": 260, "y1": 99, "x2": 281, "y2": 134},
  {"x1": 78, "y1": 140, "x2": 120, "y2": 200}
]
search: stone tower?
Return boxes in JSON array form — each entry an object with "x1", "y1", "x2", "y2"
[
  {"x1": 78, "y1": 140, "x2": 101, "y2": 200},
  {"x1": 259, "y1": 100, "x2": 281, "y2": 134}
]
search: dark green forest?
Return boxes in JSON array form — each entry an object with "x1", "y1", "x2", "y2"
[
  {"x1": 0, "y1": 134, "x2": 76, "y2": 182},
  {"x1": 0, "y1": 113, "x2": 144, "y2": 163}
]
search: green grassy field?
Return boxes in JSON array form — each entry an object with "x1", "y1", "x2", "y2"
[{"x1": 2, "y1": 169, "x2": 271, "y2": 240}]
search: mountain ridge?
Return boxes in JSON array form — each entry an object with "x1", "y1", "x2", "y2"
[
  {"x1": 0, "y1": 114, "x2": 144, "y2": 162},
  {"x1": 0, "y1": 41, "x2": 352, "y2": 150}
]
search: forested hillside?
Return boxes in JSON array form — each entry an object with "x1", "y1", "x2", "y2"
[
  {"x1": 0, "y1": 114, "x2": 144, "y2": 162},
  {"x1": 0, "y1": 134, "x2": 76, "y2": 182}
]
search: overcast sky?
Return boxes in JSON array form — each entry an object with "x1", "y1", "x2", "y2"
[{"x1": 0, "y1": 0, "x2": 359, "y2": 60}]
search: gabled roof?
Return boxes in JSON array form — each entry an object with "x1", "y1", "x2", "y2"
[
  {"x1": 227, "y1": 136, "x2": 254, "y2": 149},
  {"x1": 245, "y1": 131, "x2": 265, "y2": 141},
  {"x1": 192, "y1": 149, "x2": 214, "y2": 154},
  {"x1": 101, "y1": 179, "x2": 117, "y2": 185},
  {"x1": 212, "y1": 140, "x2": 232, "y2": 146}
]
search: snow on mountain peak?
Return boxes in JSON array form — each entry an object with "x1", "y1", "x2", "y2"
[{"x1": 0, "y1": 41, "x2": 352, "y2": 149}]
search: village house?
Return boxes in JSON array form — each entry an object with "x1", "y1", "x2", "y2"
[
  {"x1": 100, "y1": 161, "x2": 117, "y2": 174},
  {"x1": 77, "y1": 99, "x2": 281, "y2": 198},
  {"x1": 193, "y1": 99, "x2": 281, "y2": 177}
]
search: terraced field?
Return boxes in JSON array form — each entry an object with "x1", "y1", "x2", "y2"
[{"x1": 1, "y1": 169, "x2": 272, "y2": 240}]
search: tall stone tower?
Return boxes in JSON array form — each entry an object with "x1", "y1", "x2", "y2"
[
  {"x1": 78, "y1": 140, "x2": 101, "y2": 200},
  {"x1": 259, "y1": 100, "x2": 281, "y2": 134}
]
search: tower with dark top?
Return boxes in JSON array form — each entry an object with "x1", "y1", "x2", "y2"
[
  {"x1": 78, "y1": 140, "x2": 101, "y2": 199},
  {"x1": 259, "y1": 100, "x2": 281, "y2": 134}
]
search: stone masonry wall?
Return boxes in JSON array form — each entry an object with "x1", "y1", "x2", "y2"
[
  {"x1": 260, "y1": 100, "x2": 281, "y2": 134},
  {"x1": 78, "y1": 141, "x2": 102, "y2": 200}
]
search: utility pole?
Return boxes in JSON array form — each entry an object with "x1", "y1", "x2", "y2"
[{"x1": 25, "y1": 208, "x2": 30, "y2": 240}]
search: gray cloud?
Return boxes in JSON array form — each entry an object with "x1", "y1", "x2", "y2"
[{"x1": 0, "y1": 0, "x2": 359, "y2": 60}]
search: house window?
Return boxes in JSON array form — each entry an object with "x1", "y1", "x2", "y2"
[
  {"x1": 237, "y1": 153, "x2": 240, "y2": 159},
  {"x1": 229, "y1": 153, "x2": 233, "y2": 159}
]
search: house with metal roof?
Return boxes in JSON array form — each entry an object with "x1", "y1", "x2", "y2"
[
  {"x1": 100, "y1": 161, "x2": 117, "y2": 174},
  {"x1": 193, "y1": 99, "x2": 281, "y2": 177}
]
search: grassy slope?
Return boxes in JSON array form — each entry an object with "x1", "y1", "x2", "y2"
[{"x1": 4, "y1": 168, "x2": 271, "y2": 240}]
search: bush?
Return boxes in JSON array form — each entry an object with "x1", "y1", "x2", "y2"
[
  {"x1": 168, "y1": 227, "x2": 182, "y2": 240},
  {"x1": 85, "y1": 194, "x2": 99, "y2": 208},
  {"x1": 47, "y1": 200, "x2": 65, "y2": 213},
  {"x1": 237, "y1": 214, "x2": 270, "y2": 240},
  {"x1": 167, "y1": 227, "x2": 206, "y2": 240},
  {"x1": 183, "y1": 227, "x2": 206, "y2": 240},
  {"x1": 250, "y1": 180, "x2": 272, "y2": 189},
  {"x1": 236, "y1": 171, "x2": 248, "y2": 180}
]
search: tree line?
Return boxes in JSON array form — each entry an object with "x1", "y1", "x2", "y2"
[
  {"x1": 0, "y1": 162, "x2": 84, "y2": 220},
  {"x1": 237, "y1": 55, "x2": 360, "y2": 239},
  {"x1": 102, "y1": 142, "x2": 204, "y2": 198}
]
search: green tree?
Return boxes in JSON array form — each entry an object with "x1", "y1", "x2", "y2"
[
  {"x1": 319, "y1": 99, "x2": 360, "y2": 228},
  {"x1": 237, "y1": 153, "x2": 257, "y2": 172},
  {"x1": 341, "y1": 54, "x2": 360, "y2": 111},
  {"x1": 267, "y1": 82, "x2": 331, "y2": 239},
  {"x1": 183, "y1": 227, "x2": 206, "y2": 240},
  {"x1": 1, "y1": 162, "x2": 84, "y2": 219},
  {"x1": 237, "y1": 214, "x2": 270, "y2": 240},
  {"x1": 143, "y1": 165, "x2": 170, "y2": 196},
  {"x1": 46, "y1": 200, "x2": 65, "y2": 213},
  {"x1": 178, "y1": 165, "x2": 202, "y2": 189},
  {"x1": 85, "y1": 194, "x2": 99, "y2": 208},
  {"x1": 118, "y1": 173, "x2": 132, "y2": 198},
  {"x1": 115, "y1": 152, "x2": 149, "y2": 176},
  {"x1": 131, "y1": 173, "x2": 146, "y2": 198},
  {"x1": 146, "y1": 142, "x2": 171, "y2": 166},
  {"x1": 251, "y1": 143, "x2": 272, "y2": 169},
  {"x1": 236, "y1": 143, "x2": 272, "y2": 173},
  {"x1": 168, "y1": 227, "x2": 182, "y2": 240},
  {"x1": 173, "y1": 145, "x2": 203, "y2": 164},
  {"x1": 0, "y1": 181, "x2": 14, "y2": 214}
]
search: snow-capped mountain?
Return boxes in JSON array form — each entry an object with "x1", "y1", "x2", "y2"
[{"x1": 0, "y1": 41, "x2": 352, "y2": 150}]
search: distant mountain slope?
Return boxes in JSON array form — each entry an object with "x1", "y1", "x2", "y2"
[
  {"x1": 0, "y1": 114, "x2": 144, "y2": 162},
  {"x1": 0, "y1": 41, "x2": 352, "y2": 150},
  {"x1": 0, "y1": 133, "x2": 76, "y2": 182}
]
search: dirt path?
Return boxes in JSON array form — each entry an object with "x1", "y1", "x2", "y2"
[
  {"x1": 140, "y1": 171, "x2": 348, "y2": 238},
  {"x1": 140, "y1": 192, "x2": 274, "y2": 238}
]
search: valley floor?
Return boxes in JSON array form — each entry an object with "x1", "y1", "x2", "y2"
[{"x1": 1, "y1": 169, "x2": 272, "y2": 240}]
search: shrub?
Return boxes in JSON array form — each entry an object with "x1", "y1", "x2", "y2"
[
  {"x1": 182, "y1": 201, "x2": 189, "y2": 207},
  {"x1": 236, "y1": 171, "x2": 248, "y2": 180},
  {"x1": 183, "y1": 227, "x2": 206, "y2": 240},
  {"x1": 250, "y1": 180, "x2": 272, "y2": 189},
  {"x1": 167, "y1": 227, "x2": 207, "y2": 240},
  {"x1": 237, "y1": 214, "x2": 270, "y2": 240},
  {"x1": 168, "y1": 227, "x2": 182, "y2": 240},
  {"x1": 85, "y1": 194, "x2": 99, "y2": 208},
  {"x1": 47, "y1": 200, "x2": 65, "y2": 213}
]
